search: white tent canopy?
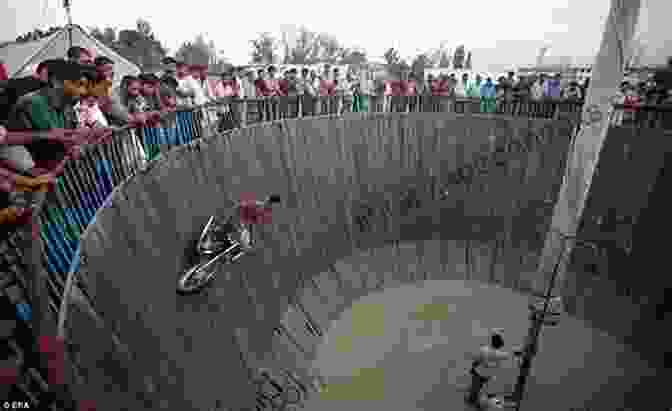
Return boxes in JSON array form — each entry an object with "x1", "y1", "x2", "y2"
[{"x1": 0, "y1": 24, "x2": 140, "y2": 87}]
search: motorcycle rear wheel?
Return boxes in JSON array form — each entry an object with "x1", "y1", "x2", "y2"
[{"x1": 177, "y1": 257, "x2": 224, "y2": 294}]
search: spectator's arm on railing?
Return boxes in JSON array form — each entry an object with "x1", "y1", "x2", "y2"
[
  {"x1": 99, "y1": 91, "x2": 131, "y2": 126},
  {"x1": 0, "y1": 161, "x2": 57, "y2": 193},
  {"x1": 0, "y1": 128, "x2": 72, "y2": 147},
  {"x1": 612, "y1": 102, "x2": 672, "y2": 111},
  {"x1": 176, "y1": 80, "x2": 196, "y2": 98},
  {"x1": 0, "y1": 203, "x2": 34, "y2": 225},
  {"x1": 0, "y1": 127, "x2": 120, "y2": 191}
]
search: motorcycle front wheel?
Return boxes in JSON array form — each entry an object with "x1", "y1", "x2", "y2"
[{"x1": 176, "y1": 256, "x2": 223, "y2": 294}]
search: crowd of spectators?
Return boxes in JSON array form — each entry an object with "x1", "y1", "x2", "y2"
[
  {"x1": 610, "y1": 67, "x2": 672, "y2": 126},
  {"x1": 0, "y1": 47, "x2": 182, "y2": 228},
  {"x1": 2, "y1": 48, "x2": 672, "y2": 213},
  {"x1": 141, "y1": 58, "x2": 672, "y2": 117}
]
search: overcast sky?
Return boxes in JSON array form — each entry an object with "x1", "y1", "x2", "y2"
[{"x1": 0, "y1": 0, "x2": 669, "y2": 73}]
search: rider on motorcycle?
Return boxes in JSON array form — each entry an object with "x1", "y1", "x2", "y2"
[{"x1": 200, "y1": 194, "x2": 280, "y2": 253}]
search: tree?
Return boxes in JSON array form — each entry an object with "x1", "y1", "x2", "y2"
[
  {"x1": 89, "y1": 27, "x2": 106, "y2": 43},
  {"x1": 281, "y1": 26, "x2": 316, "y2": 65},
  {"x1": 383, "y1": 48, "x2": 401, "y2": 67},
  {"x1": 174, "y1": 35, "x2": 227, "y2": 72},
  {"x1": 382, "y1": 48, "x2": 410, "y2": 76},
  {"x1": 90, "y1": 18, "x2": 168, "y2": 71},
  {"x1": 250, "y1": 33, "x2": 279, "y2": 65},
  {"x1": 101, "y1": 27, "x2": 117, "y2": 45},
  {"x1": 90, "y1": 26, "x2": 117, "y2": 46},
  {"x1": 438, "y1": 50, "x2": 452, "y2": 68},
  {"x1": 14, "y1": 26, "x2": 61, "y2": 43},
  {"x1": 136, "y1": 18, "x2": 152, "y2": 38},
  {"x1": 423, "y1": 41, "x2": 451, "y2": 68},
  {"x1": 317, "y1": 34, "x2": 346, "y2": 64},
  {"x1": 176, "y1": 35, "x2": 212, "y2": 67},
  {"x1": 452, "y1": 45, "x2": 466, "y2": 69},
  {"x1": 340, "y1": 49, "x2": 368, "y2": 67},
  {"x1": 411, "y1": 53, "x2": 432, "y2": 78},
  {"x1": 277, "y1": 26, "x2": 365, "y2": 67},
  {"x1": 317, "y1": 34, "x2": 348, "y2": 64}
]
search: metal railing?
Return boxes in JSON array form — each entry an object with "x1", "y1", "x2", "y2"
[{"x1": 0, "y1": 94, "x2": 669, "y2": 409}]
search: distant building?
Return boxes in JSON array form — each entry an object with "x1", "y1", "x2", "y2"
[
  {"x1": 517, "y1": 65, "x2": 593, "y2": 83},
  {"x1": 543, "y1": 55, "x2": 573, "y2": 67}
]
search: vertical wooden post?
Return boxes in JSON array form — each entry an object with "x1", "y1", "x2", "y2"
[
  {"x1": 513, "y1": 1, "x2": 643, "y2": 409},
  {"x1": 531, "y1": 0, "x2": 642, "y2": 298},
  {"x1": 240, "y1": 100, "x2": 248, "y2": 128}
]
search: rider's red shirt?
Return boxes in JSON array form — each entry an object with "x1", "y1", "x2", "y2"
[{"x1": 239, "y1": 201, "x2": 272, "y2": 224}]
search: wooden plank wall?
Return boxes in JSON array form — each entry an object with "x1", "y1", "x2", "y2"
[
  {"x1": 64, "y1": 113, "x2": 574, "y2": 410},
  {"x1": 563, "y1": 126, "x2": 672, "y2": 365}
]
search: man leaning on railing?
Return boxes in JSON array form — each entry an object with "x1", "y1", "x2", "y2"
[{"x1": 0, "y1": 58, "x2": 121, "y2": 410}]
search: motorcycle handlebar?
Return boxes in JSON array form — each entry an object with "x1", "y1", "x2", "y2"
[{"x1": 265, "y1": 194, "x2": 281, "y2": 205}]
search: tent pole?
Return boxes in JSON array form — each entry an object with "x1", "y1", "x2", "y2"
[
  {"x1": 10, "y1": 29, "x2": 65, "y2": 77},
  {"x1": 64, "y1": 0, "x2": 73, "y2": 49},
  {"x1": 530, "y1": 0, "x2": 642, "y2": 309},
  {"x1": 67, "y1": 24, "x2": 73, "y2": 50},
  {"x1": 509, "y1": 0, "x2": 642, "y2": 409}
]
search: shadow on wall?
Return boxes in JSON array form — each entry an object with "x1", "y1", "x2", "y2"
[
  {"x1": 62, "y1": 113, "x2": 580, "y2": 410},
  {"x1": 564, "y1": 126, "x2": 672, "y2": 367}
]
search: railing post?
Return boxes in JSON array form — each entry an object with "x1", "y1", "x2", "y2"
[
  {"x1": 236, "y1": 98, "x2": 247, "y2": 128},
  {"x1": 19, "y1": 193, "x2": 55, "y2": 337},
  {"x1": 298, "y1": 96, "x2": 303, "y2": 119}
]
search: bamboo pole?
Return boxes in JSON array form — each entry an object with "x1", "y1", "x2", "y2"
[
  {"x1": 531, "y1": 0, "x2": 642, "y2": 302},
  {"x1": 511, "y1": 1, "x2": 643, "y2": 409}
]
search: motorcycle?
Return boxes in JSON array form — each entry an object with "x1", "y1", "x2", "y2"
[{"x1": 176, "y1": 194, "x2": 281, "y2": 294}]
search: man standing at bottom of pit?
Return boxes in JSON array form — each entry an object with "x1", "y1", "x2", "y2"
[{"x1": 466, "y1": 329, "x2": 522, "y2": 407}]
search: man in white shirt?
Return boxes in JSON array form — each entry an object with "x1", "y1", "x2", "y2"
[
  {"x1": 298, "y1": 67, "x2": 316, "y2": 116},
  {"x1": 188, "y1": 65, "x2": 209, "y2": 106},
  {"x1": 239, "y1": 70, "x2": 257, "y2": 99},
  {"x1": 336, "y1": 71, "x2": 353, "y2": 114},
  {"x1": 455, "y1": 72, "x2": 470, "y2": 99},
  {"x1": 174, "y1": 62, "x2": 197, "y2": 106},
  {"x1": 530, "y1": 75, "x2": 545, "y2": 101},
  {"x1": 466, "y1": 330, "x2": 522, "y2": 405}
]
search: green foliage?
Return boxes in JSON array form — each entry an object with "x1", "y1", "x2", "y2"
[
  {"x1": 89, "y1": 18, "x2": 168, "y2": 71},
  {"x1": 383, "y1": 48, "x2": 401, "y2": 67},
  {"x1": 276, "y1": 26, "x2": 362, "y2": 66},
  {"x1": 411, "y1": 53, "x2": 432, "y2": 77},
  {"x1": 383, "y1": 48, "x2": 410, "y2": 75},
  {"x1": 14, "y1": 26, "x2": 62, "y2": 43},
  {"x1": 176, "y1": 35, "x2": 211, "y2": 66},
  {"x1": 340, "y1": 50, "x2": 368, "y2": 67},
  {"x1": 250, "y1": 33, "x2": 279, "y2": 65},
  {"x1": 453, "y1": 45, "x2": 466, "y2": 69},
  {"x1": 438, "y1": 50, "x2": 451, "y2": 68},
  {"x1": 175, "y1": 34, "x2": 228, "y2": 72},
  {"x1": 465, "y1": 51, "x2": 473, "y2": 70}
]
